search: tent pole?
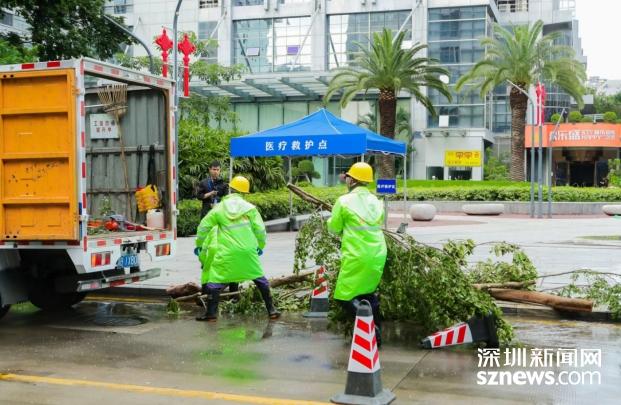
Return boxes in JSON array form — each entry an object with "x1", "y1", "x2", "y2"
[
  {"x1": 403, "y1": 153, "x2": 407, "y2": 223},
  {"x1": 229, "y1": 157, "x2": 233, "y2": 191},
  {"x1": 288, "y1": 157, "x2": 293, "y2": 221}
]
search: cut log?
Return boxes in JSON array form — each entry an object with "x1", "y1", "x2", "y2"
[
  {"x1": 473, "y1": 280, "x2": 536, "y2": 290},
  {"x1": 269, "y1": 269, "x2": 314, "y2": 288},
  {"x1": 166, "y1": 270, "x2": 315, "y2": 302},
  {"x1": 166, "y1": 282, "x2": 200, "y2": 298},
  {"x1": 488, "y1": 288, "x2": 593, "y2": 312}
]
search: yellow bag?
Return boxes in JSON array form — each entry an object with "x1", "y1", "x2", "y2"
[{"x1": 135, "y1": 184, "x2": 160, "y2": 212}]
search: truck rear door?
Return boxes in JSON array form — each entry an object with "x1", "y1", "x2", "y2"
[{"x1": 0, "y1": 69, "x2": 78, "y2": 240}]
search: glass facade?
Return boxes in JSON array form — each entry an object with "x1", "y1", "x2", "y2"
[
  {"x1": 198, "y1": 21, "x2": 218, "y2": 65},
  {"x1": 427, "y1": 6, "x2": 489, "y2": 129},
  {"x1": 327, "y1": 11, "x2": 412, "y2": 69},
  {"x1": 233, "y1": 17, "x2": 312, "y2": 73},
  {"x1": 234, "y1": 0, "x2": 264, "y2": 6}
]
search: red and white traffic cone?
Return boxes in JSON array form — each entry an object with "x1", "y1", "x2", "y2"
[
  {"x1": 303, "y1": 266, "x2": 329, "y2": 318},
  {"x1": 420, "y1": 313, "x2": 499, "y2": 349},
  {"x1": 331, "y1": 301, "x2": 395, "y2": 405}
]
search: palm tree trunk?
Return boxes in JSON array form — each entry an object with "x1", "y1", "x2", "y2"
[
  {"x1": 378, "y1": 89, "x2": 397, "y2": 178},
  {"x1": 509, "y1": 88, "x2": 529, "y2": 181}
]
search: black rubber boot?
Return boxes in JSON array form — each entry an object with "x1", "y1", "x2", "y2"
[
  {"x1": 228, "y1": 283, "x2": 240, "y2": 303},
  {"x1": 196, "y1": 289, "x2": 219, "y2": 322},
  {"x1": 257, "y1": 285, "x2": 280, "y2": 320}
]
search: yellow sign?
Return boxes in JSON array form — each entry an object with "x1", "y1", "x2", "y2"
[{"x1": 445, "y1": 150, "x2": 482, "y2": 167}]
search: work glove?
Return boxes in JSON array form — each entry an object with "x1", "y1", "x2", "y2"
[
  {"x1": 193, "y1": 247, "x2": 201, "y2": 256},
  {"x1": 257, "y1": 247, "x2": 263, "y2": 256}
]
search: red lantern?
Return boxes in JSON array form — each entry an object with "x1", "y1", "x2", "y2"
[
  {"x1": 177, "y1": 34, "x2": 196, "y2": 97},
  {"x1": 155, "y1": 28, "x2": 173, "y2": 78}
]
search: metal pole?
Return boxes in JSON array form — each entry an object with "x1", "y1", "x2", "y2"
[
  {"x1": 537, "y1": 105, "x2": 543, "y2": 219},
  {"x1": 103, "y1": 15, "x2": 155, "y2": 74},
  {"x1": 507, "y1": 80, "x2": 536, "y2": 218},
  {"x1": 288, "y1": 157, "x2": 293, "y2": 217},
  {"x1": 361, "y1": 154, "x2": 365, "y2": 163},
  {"x1": 530, "y1": 108, "x2": 535, "y2": 218},
  {"x1": 403, "y1": 153, "x2": 407, "y2": 223},
  {"x1": 173, "y1": 0, "x2": 183, "y2": 208},
  {"x1": 384, "y1": 195, "x2": 388, "y2": 230},
  {"x1": 548, "y1": 108, "x2": 565, "y2": 218},
  {"x1": 229, "y1": 157, "x2": 233, "y2": 192}
]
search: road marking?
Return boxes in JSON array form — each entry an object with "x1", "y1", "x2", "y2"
[{"x1": 0, "y1": 373, "x2": 330, "y2": 405}]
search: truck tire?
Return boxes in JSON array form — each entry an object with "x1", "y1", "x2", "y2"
[
  {"x1": 0, "y1": 304, "x2": 9, "y2": 319},
  {"x1": 28, "y1": 284, "x2": 86, "y2": 311}
]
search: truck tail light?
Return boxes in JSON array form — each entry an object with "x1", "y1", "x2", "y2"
[
  {"x1": 155, "y1": 243, "x2": 171, "y2": 257},
  {"x1": 91, "y1": 252, "x2": 112, "y2": 267}
]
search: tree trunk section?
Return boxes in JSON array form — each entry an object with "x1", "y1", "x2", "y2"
[
  {"x1": 488, "y1": 288, "x2": 593, "y2": 312},
  {"x1": 509, "y1": 88, "x2": 529, "y2": 181},
  {"x1": 378, "y1": 90, "x2": 397, "y2": 179}
]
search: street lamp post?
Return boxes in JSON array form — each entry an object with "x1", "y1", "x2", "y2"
[{"x1": 507, "y1": 80, "x2": 537, "y2": 218}]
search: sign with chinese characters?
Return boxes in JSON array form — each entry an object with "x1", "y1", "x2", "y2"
[
  {"x1": 230, "y1": 135, "x2": 367, "y2": 157},
  {"x1": 376, "y1": 179, "x2": 397, "y2": 194},
  {"x1": 525, "y1": 123, "x2": 621, "y2": 148},
  {"x1": 445, "y1": 150, "x2": 481, "y2": 167},
  {"x1": 89, "y1": 114, "x2": 118, "y2": 139}
]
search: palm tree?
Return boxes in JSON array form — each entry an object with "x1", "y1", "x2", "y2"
[
  {"x1": 456, "y1": 20, "x2": 585, "y2": 181},
  {"x1": 325, "y1": 28, "x2": 451, "y2": 178},
  {"x1": 357, "y1": 107, "x2": 412, "y2": 139}
]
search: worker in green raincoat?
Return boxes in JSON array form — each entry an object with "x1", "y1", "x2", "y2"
[
  {"x1": 328, "y1": 162, "x2": 387, "y2": 344},
  {"x1": 194, "y1": 175, "x2": 280, "y2": 322}
]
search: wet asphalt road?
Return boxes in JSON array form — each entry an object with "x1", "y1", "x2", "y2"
[{"x1": 1, "y1": 298, "x2": 620, "y2": 405}]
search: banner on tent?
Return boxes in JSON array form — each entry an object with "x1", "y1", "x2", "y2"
[{"x1": 230, "y1": 135, "x2": 367, "y2": 157}]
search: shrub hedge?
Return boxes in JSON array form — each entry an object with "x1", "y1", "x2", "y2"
[{"x1": 177, "y1": 185, "x2": 621, "y2": 236}]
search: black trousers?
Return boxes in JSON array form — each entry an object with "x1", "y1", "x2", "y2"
[{"x1": 337, "y1": 293, "x2": 381, "y2": 328}]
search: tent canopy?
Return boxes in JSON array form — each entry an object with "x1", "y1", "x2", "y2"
[{"x1": 230, "y1": 108, "x2": 406, "y2": 157}]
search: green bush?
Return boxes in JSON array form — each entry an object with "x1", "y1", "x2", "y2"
[
  {"x1": 581, "y1": 116, "x2": 593, "y2": 123},
  {"x1": 549, "y1": 113, "x2": 562, "y2": 123},
  {"x1": 176, "y1": 183, "x2": 621, "y2": 236},
  {"x1": 603, "y1": 111, "x2": 618, "y2": 123},
  {"x1": 483, "y1": 147, "x2": 509, "y2": 181},
  {"x1": 177, "y1": 199, "x2": 202, "y2": 237},
  {"x1": 568, "y1": 111, "x2": 583, "y2": 123}
]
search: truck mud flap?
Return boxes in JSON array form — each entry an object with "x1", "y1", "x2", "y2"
[{"x1": 76, "y1": 268, "x2": 161, "y2": 292}]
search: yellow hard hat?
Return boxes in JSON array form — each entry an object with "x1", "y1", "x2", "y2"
[
  {"x1": 230, "y1": 175, "x2": 250, "y2": 193},
  {"x1": 346, "y1": 162, "x2": 373, "y2": 183}
]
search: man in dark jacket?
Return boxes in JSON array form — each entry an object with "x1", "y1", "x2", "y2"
[{"x1": 197, "y1": 161, "x2": 228, "y2": 219}]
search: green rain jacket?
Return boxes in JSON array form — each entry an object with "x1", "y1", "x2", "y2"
[
  {"x1": 327, "y1": 186, "x2": 387, "y2": 301},
  {"x1": 195, "y1": 194, "x2": 266, "y2": 284}
]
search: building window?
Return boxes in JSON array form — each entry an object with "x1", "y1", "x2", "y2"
[
  {"x1": 233, "y1": 17, "x2": 312, "y2": 73},
  {"x1": 234, "y1": 0, "x2": 264, "y2": 6},
  {"x1": 200, "y1": 0, "x2": 219, "y2": 8},
  {"x1": 327, "y1": 11, "x2": 412, "y2": 69},
  {"x1": 427, "y1": 6, "x2": 489, "y2": 129},
  {"x1": 104, "y1": 0, "x2": 133, "y2": 14},
  {"x1": 496, "y1": 0, "x2": 529, "y2": 13},
  {"x1": 198, "y1": 21, "x2": 219, "y2": 64},
  {"x1": 1, "y1": 12, "x2": 13, "y2": 27}
]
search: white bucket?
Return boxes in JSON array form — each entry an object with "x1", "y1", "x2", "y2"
[{"x1": 146, "y1": 209, "x2": 165, "y2": 229}]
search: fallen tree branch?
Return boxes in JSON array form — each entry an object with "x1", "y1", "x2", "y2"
[
  {"x1": 488, "y1": 288, "x2": 593, "y2": 312},
  {"x1": 171, "y1": 270, "x2": 316, "y2": 302},
  {"x1": 473, "y1": 280, "x2": 535, "y2": 290}
]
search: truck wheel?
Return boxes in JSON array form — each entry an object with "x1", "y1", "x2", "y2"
[
  {"x1": 0, "y1": 304, "x2": 9, "y2": 320},
  {"x1": 28, "y1": 285, "x2": 86, "y2": 311}
]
